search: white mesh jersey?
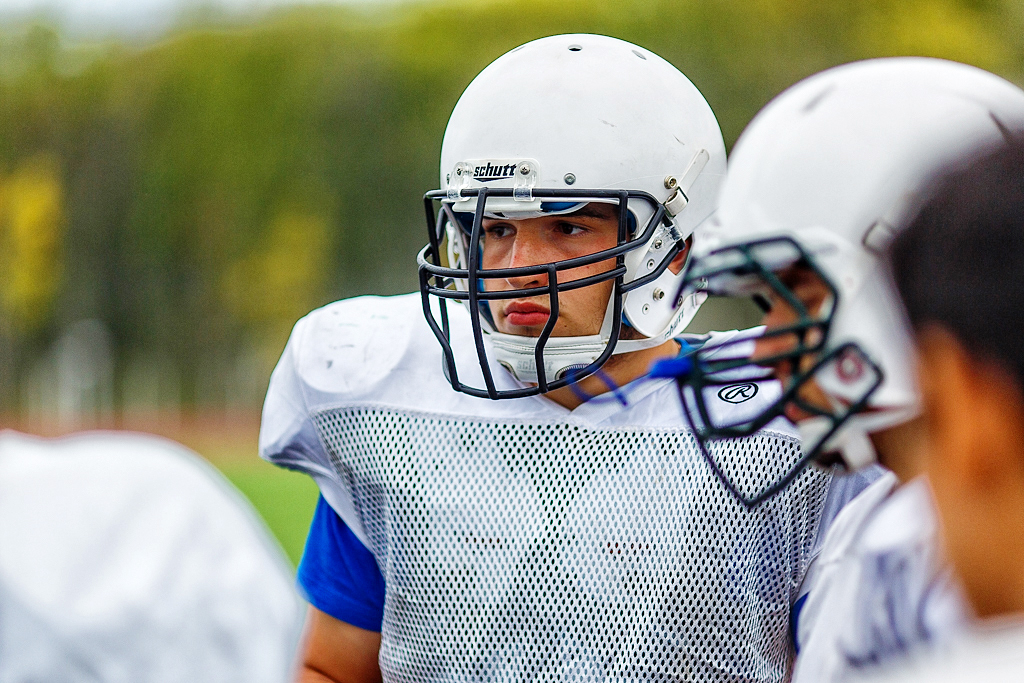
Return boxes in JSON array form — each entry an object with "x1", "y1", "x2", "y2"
[
  {"x1": 260, "y1": 293, "x2": 834, "y2": 683},
  {"x1": 793, "y1": 476, "x2": 968, "y2": 683}
]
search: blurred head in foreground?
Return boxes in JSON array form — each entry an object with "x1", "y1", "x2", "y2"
[
  {"x1": 668, "y1": 57, "x2": 1024, "y2": 505},
  {"x1": 0, "y1": 430, "x2": 303, "y2": 682},
  {"x1": 892, "y1": 139, "x2": 1024, "y2": 619}
]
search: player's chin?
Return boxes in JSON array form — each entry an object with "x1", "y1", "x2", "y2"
[
  {"x1": 496, "y1": 318, "x2": 588, "y2": 339},
  {"x1": 495, "y1": 319, "x2": 546, "y2": 337}
]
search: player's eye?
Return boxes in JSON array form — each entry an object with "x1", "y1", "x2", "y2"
[
  {"x1": 555, "y1": 222, "x2": 587, "y2": 236},
  {"x1": 484, "y1": 223, "x2": 514, "y2": 239}
]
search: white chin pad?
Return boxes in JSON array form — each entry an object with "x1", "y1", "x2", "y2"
[{"x1": 799, "y1": 416, "x2": 878, "y2": 470}]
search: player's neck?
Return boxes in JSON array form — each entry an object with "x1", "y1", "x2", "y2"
[
  {"x1": 869, "y1": 417, "x2": 926, "y2": 482},
  {"x1": 543, "y1": 339, "x2": 681, "y2": 410}
]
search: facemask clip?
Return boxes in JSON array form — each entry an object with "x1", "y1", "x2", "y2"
[
  {"x1": 447, "y1": 162, "x2": 473, "y2": 201},
  {"x1": 663, "y1": 148, "x2": 709, "y2": 217},
  {"x1": 513, "y1": 161, "x2": 538, "y2": 201}
]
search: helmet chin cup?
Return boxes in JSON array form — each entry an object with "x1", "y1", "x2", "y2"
[
  {"x1": 489, "y1": 333, "x2": 607, "y2": 385},
  {"x1": 676, "y1": 341, "x2": 884, "y2": 507},
  {"x1": 799, "y1": 417, "x2": 877, "y2": 471}
]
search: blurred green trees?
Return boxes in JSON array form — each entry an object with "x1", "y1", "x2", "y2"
[{"x1": 1, "y1": 0, "x2": 1022, "y2": 417}]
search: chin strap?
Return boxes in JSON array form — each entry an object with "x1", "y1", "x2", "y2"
[
  {"x1": 800, "y1": 417, "x2": 878, "y2": 471},
  {"x1": 486, "y1": 287, "x2": 705, "y2": 386},
  {"x1": 489, "y1": 332, "x2": 608, "y2": 384},
  {"x1": 800, "y1": 402, "x2": 919, "y2": 471}
]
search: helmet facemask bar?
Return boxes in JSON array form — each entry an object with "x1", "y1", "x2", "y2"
[
  {"x1": 669, "y1": 236, "x2": 885, "y2": 505},
  {"x1": 418, "y1": 187, "x2": 677, "y2": 400}
]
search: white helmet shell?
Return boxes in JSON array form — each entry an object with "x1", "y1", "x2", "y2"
[
  {"x1": 434, "y1": 34, "x2": 726, "y2": 385},
  {"x1": 693, "y1": 57, "x2": 1024, "y2": 464}
]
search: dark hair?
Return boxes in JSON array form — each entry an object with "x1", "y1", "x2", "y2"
[{"x1": 891, "y1": 138, "x2": 1024, "y2": 383}]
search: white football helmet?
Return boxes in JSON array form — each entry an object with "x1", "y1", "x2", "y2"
[
  {"x1": 417, "y1": 34, "x2": 726, "y2": 399},
  {"x1": 671, "y1": 57, "x2": 1024, "y2": 504}
]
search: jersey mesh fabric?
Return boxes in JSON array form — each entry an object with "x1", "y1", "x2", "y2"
[{"x1": 312, "y1": 405, "x2": 830, "y2": 683}]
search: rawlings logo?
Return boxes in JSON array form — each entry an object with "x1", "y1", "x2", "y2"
[
  {"x1": 836, "y1": 349, "x2": 866, "y2": 383},
  {"x1": 718, "y1": 383, "x2": 759, "y2": 404}
]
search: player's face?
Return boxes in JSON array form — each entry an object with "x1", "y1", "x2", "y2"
[
  {"x1": 915, "y1": 325, "x2": 1024, "y2": 617},
  {"x1": 752, "y1": 264, "x2": 835, "y2": 423},
  {"x1": 480, "y1": 203, "x2": 619, "y2": 338}
]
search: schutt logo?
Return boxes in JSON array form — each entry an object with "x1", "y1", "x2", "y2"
[
  {"x1": 473, "y1": 162, "x2": 519, "y2": 182},
  {"x1": 718, "y1": 383, "x2": 758, "y2": 404}
]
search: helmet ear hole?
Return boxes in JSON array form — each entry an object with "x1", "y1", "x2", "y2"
[
  {"x1": 626, "y1": 209, "x2": 638, "y2": 237},
  {"x1": 444, "y1": 222, "x2": 467, "y2": 272},
  {"x1": 454, "y1": 212, "x2": 475, "y2": 236}
]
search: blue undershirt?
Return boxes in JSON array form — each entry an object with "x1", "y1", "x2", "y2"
[{"x1": 297, "y1": 495, "x2": 386, "y2": 632}]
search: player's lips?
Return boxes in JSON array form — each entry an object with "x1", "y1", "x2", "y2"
[{"x1": 503, "y1": 301, "x2": 551, "y2": 327}]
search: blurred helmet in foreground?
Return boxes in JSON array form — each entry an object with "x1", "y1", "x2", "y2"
[
  {"x1": 670, "y1": 57, "x2": 1024, "y2": 505},
  {"x1": 0, "y1": 430, "x2": 303, "y2": 682}
]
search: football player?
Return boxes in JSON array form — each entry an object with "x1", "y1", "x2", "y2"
[
  {"x1": 875, "y1": 137, "x2": 1024, "y2": 682},
  {"x1": 260, "y1": 34, "x2": 847, "y2": 683},
  {"x1": 660, "y1": 58, "x2": 1024, "y2": 682},
  {"x1": 0, "y1": 429, "x2": 302, "y2": 682}
]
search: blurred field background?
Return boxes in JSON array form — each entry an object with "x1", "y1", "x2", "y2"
[{"x1": 1, "y1": 0, "x2": 1023, "y2": 563}]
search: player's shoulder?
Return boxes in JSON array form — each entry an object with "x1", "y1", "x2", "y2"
[
  {"x1": 857, "y1": 475, "x2": 938, "y2": 555},
  {"x1": 0, "y1": 429, "x2": 252, "y2": 514},
  {"x1": 816, "y1": 468, "x2": 899, "y2": 565},
  {"x1": 867, "y1": 623, "x2": 1024, "y2": 683},
  {"x1": 292, "y1": 293, "x2": 425, "y2": 352},
  {"x1": 1, "y1": 429, "x2": 202, "y2": 478},
  {"x1": 282, "y1": 292, "x2": 453, "y2": 405},
  {"x1": 289, "y1": 293, "x2": 429, "y2": 371}
]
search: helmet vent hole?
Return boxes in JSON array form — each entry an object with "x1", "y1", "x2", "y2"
[
  {"x1": 802, "y1": 85, "x2": 835, "y2": 113},
  {"x1": 568, "y1": 44, "x2": 582, "y2": 52},
  {"x1": 632, "y1": 49, "x2": 647, "y2": 60}
]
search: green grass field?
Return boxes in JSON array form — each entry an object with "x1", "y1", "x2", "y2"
[{"x1": 216, "y1": 459, "x2": 320, "y2": 566}]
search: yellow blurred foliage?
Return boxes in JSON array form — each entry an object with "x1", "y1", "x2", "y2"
[
  {"x1": 855, "y1": 0, "x2": 1010, "y2": 72},
  {"x1": 221, "y1": 209, "x2": 331, "y2": 335},
  {"x1": 0, "y1": 156, "x2": 64, "y2": 334}
]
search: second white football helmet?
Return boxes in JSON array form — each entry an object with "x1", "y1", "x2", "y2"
[{"x1": 672, "y1": 57, "x2": 1024, "y2": 503}]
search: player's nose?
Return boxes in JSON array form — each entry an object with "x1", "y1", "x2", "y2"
[{"x1": 505, "y1": 236, "x2": 551, "y2": 290}]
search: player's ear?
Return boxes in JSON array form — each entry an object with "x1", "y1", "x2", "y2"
[
  {"x1": 916, "y1": 325, "x2": 977, "y2": 474},
  {"x1": 916, "y1": 324, "x2": 1024, "y2": 491},
  {"x1": 668, "y1": 236, "x2": 693, "y2": 275}
]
